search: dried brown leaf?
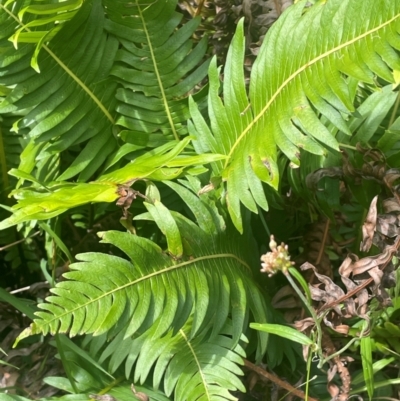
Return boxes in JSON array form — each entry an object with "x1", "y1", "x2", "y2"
[
  {"x1": 383, "y1": 168, "x2": 400, "y2": 189},
  {"x1": 292, "y1": 317, "x2": 315, "y2": 333},
  {"x1": 90, "y1": 395, "x2": 117, "y2": 401},
  {"x1": 383, "y1": 197, "x2": 400, "y2": 212},
  {"x1": 305, "y1": 167, "x2": 343, "y2": 191},
  {"x1": 376, "y1": 214, "x2": 400, "y2": 237},
  {"x1": 327, "y1": 382, "x2": 340, "y2": 399},
  {"x1": 301, "y1": 262, "x2": 345, "y2": 315},
  {"x1": 131, "y1": 384, "x2": 149, "y2": 401},
  {"x1": 360, "y1": 195, "x2": 378, "y2": 252},
  {"x1": 351, "y1": 247, "x2": 393, "y2": 277}
]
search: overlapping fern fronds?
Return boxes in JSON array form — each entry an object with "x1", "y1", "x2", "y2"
[
  {"x1": 17, "y1": 182, "x2": 267, "y2": 349},
  {"x1": 0, "y1": 0, "x2": 210, "y2": 184},
  {"x1": 16, "y1": 183, "x2": 267, "y2": 398},
  {"x1": 190, "y1": 0, "x2": 400, "y2": 231},
  {"x1": 0, "y1": 0, "x2": 118, "y2": 182},
  {"x1": 87, "y1": 320, "x2": 246, "y2": 401},
  {"x1": 103, "y1": 0, "x2": 210, "y2": 155}
]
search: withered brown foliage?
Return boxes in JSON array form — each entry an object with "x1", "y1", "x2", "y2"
[{"x1": 290, "y1": 146, "x2": 400, "y2": 400}]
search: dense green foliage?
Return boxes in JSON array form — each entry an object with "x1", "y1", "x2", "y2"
[{"x1": 1, "y1": 0, "x2": 400, "y2": 400}]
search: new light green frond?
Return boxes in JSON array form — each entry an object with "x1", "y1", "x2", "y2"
[
  {"x1": 0, "y1": 138, "x2": 226, "y2": 229},
  {"x1": 191, "y1": 0, "x2": 400, "y2": 231},
  {"x1": 103, "y1": 0, "x2": 209, "y2": 150}
]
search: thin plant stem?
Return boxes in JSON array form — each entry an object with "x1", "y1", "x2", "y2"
[
  {"x1": 339, "y1": 143, "x2": 357, "y2": 150},
  {"x1": 285, "y1": 272, "x2": 322, "y2": 351},
  {"x1": 56, "y1": 334, "x2": 78, "y2": 394},
  {"x1": 389, "y1": 89, "x2": 400, "y2": 128},
  {"x1": 321, "y1": 333, "x2": 362, "y2": 366},
  {"x1": 305, "y1": 353, "x2": 312, "y2": 401},
  {"x1": 258, "y1": 205, "x2": 271, "y2": 236}
]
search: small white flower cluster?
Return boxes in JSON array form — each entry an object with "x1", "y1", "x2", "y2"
[{"x1": 260, "y1": 235, "x2": 294, "y2": 277}]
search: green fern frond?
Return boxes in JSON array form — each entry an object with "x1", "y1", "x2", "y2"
[
  {"x1": 95, "y1": 321, "x2": 245, "y2": 401},
  {"x1": 0, "y1": 137, "x2": 226, "y2": 229},
  {"x1": 0, "y1": 0, "x2": 213, "y2": 201},
  {"x1": 8, "y1": 0, "x2": 83, "y2": 71},
  {"x1": 190, "y1": 0, "x2": 400, "y2": 231},
  {"x1": 103, "y1": 0, "x2": 209, "y2": 151},
  {"x1": 17, "y1": 184, "x2": 268, "y2": 357},
  {"x1": 0, "y1": 0, "x2": 118, "y2": 181}
]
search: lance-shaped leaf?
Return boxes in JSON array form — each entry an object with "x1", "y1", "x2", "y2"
[{"x1": 190, "y1": 0, "x2": 400, "y2": 231}]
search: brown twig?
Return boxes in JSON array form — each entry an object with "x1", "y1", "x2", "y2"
[
  {"x1": 316, "y1": 219, "x2": 330, "y2": 266},
  {"x1": 0, "y1": 231, "x2": 41, "y2": 251},
  {"x1": 194, "y1": 0, "x2": 205, "y2": 16},
  {"x1": 244, "y1": 359, "x2": 319, "y2": 401},
  {"x1": 273, "y1": 0, "x2": 282, "y2": 16}
]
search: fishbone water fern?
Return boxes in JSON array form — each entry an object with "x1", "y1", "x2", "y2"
[
  {"x1": 15, "y1": 182, "x2": 268, "y2": 400},
  {"x1": 190, "y1": 0, "x2": 400, "y2": 231},
  {"x1": 0, "y1": 0, "x2": 209, "y2": 182},
  {"x1": 2, "y1": 0, "x2": 400, "y2": 400}
]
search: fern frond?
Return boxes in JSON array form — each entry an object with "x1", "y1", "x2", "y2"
[
  {"x1": 17, "y1": 183, "x2": 268, "y2": 358},
  {"x1": 0, "y1": 138, "x2": 226, "y2": 229},
  {"x1": 190, "y1": 0, "x2": 400, "y2": 231},
  {"x1": 1, "y1": 0, "x2": 214, "y2": 213},
  {"x1": 96, "y1": 321, "x2": 245, "y2": 401},
  {"x1": 103, "y1": 0, "x2": 209, "y2": 150},
  {"x1": 0, "y1": 0, "x2": 118, "y2": 181}
]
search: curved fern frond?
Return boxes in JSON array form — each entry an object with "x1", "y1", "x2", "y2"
[
  {"x1": 190, "y1": 0, "x2": 400, "y2": 231},
  {"x1": 17, "y1": 183, "x2": 268, "y2": 358},
  {"x1": 103, "y1": 0, "x2": 209, "y2": 149},
  {"x1": 1, "y1": 0, "x2": 213, "y2": 202},
  {"x1": 0, "y1": 0, "x2": 118, "y2": 182},
  {"x1": 96, "y1": 321, "x2": 246, "y2": 401},
  {"x1": 0, "y1": 138, "x2": 226, "y2": 229}
]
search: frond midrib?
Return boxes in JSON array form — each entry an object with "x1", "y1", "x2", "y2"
[
  {"x1": 36, "y1": 253, "x2": 251, "y2": 330},
  {"x1": 223, "y1": 10, "x2": 400, "y2": 169},
  {"x1": 136, "y1": 0, "x2": 179, "y2": 141},
  {"x1": 179, "y1": 329, "x2": 210, "y2": 400},
  {"x1": 0, "y1": 3, "x2": 115, "y2": 125}
]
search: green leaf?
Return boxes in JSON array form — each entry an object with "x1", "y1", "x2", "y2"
[
  {"x1": 18, "y1": 184, "x2": 268, "y2": 357},
  {"x1": 360, "y1": 334, "x2": 374, "y2": 400},
  {"x1": 0, "y1": 287, "x2": 36, "y2": 320},
  {"x1": 0, "y1": 139, "x2": 216, "y2": 229},
  {"x1": 39, "y1": 221, "x2": 73, "y2": 263},
  {"x1": 352, "y1": 357, "x2": 395, "y2": 385},
  {"x1": 0, "y1": 0, "x2": 119, "y2": 181},
  {"x1": 191, "y1": 0, "x2": 400, "y2": 230},
  {"x1": 250, "y1": 323, "x2": 313, "y2": 346},
  {"x1": 349, "y1": 85, "x2": 397, "y2": 144},
  {"x1": 103, "y1": 0, "x2": 210, "y2": 144},
  {"x1": 288, "y1": 267, "x2": 312, "y2": 303},
  {"x1": 351, "y1": 378, "x2": 400, "y2": 397},
  {"x1": 144, "y1": 200, "x2": 183, "y2": 258}
]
